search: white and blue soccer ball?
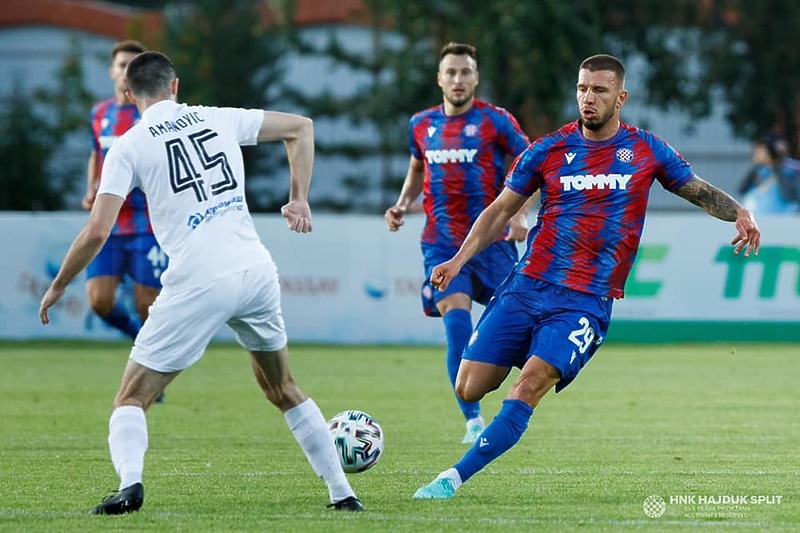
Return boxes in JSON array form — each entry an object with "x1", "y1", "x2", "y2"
[{"x1": 327, "y1": 410, "x2": 384, "y2": 473}]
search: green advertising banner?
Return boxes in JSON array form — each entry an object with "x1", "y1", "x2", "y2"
[
  {"x1": 1, "y1": 213, "x2": 796, "y2": 343},
  {"x1": 612, "y1": 215, "x2": 799, "y2": 342}
]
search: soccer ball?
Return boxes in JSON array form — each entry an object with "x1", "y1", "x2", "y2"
[{"x1": 327, "y1": 410, "x2": 384, "y2": 473}]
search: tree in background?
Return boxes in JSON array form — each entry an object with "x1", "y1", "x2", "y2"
[
  {"x1": 5, "y1": 0, "x2": 799, "y2": 211},
  {"x1": 164, "y1": 0, "x2": 297, "y2": 211},
  {"x1": 367, "y1": 0, "x2": 605, "y2": 137},
  {"x1": 283, "y1": 0, "x2": 607, "y2": 212},
  {"x1": 282, "y1": 10, "x2": 430, "y2": 211},
  {"x1": 373, "y1": 1, "x2": 800, "y2": 151},
  {"x1": 309, "y1": 0, "x2": 800, "y2": 211},
  {"x1": 698, "y1": 1, "x2": 800, "y2": 151},
  {"x1": 0, "y1": 82, "x2": 60, "y2": 210},
  {"x1": 595, "y1": 1, "x2": 800, "y2": 153},
  {"x1": 92, "y1": 0, "x2": 800, "y2": 159},
  {"x1": 0, "y1": 39, "x2": 93, "y2": 210}
]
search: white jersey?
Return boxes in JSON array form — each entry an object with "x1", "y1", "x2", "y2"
[{"x1": 99, "y1": 100, "x2": 271, "y2": 288}]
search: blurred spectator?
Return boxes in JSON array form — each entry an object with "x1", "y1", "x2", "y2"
[{"x1": 738, "y1": 134, "x2": 800, "y2": 214}]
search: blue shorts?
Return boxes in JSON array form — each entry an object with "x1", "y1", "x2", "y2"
[
  {"x1": 420, "y1": 240, "x2": 518, "y2": 317},
  {"x1": 464, "y1": 274, "x2": 613, "y2": 392},
  {"x1": 87, "y1": 234, "x2": 167, "y2": 288}
]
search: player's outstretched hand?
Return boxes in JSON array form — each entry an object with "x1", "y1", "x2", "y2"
[
  {"x1": 39, "y1": 285, "x2": 65, "y2": 325},
  {"x1": 731, "y1": 208, "x2": 760, "y2": 257},
  {"x1": 384, "y1": 205, "x2": 406, "y2": 232},
  {"x1": 430, "y1": 259, "x2": 462, "y2": 292},
  {"x1": 281, "y1": 200, "x2": 313, "y2": 233}
]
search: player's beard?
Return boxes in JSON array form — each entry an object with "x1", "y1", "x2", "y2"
[
  {"x1": 445, "y1": 88, "x2": 474, "y2": 109},
  {"x1": 582, "y1": 107, "x2": 615, "y2": 132}
]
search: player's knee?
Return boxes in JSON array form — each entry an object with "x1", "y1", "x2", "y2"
[
  {"x1": 89, "y1": 298, "x2": 115, "y2": 317},
  {"x1": 455, "y1": 379, "x2": 485, "y2": 403},
  {"x1": 510, "y1": 373, "x2": 558, "y2": 408}
]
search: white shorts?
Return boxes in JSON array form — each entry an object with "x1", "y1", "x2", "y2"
[{"x1": 131, "y1": 262, "x2": 287, "y2": 372}]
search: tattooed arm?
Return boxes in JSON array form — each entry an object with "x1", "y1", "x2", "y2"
[
  {"x1": 674, "y1": 175, "x2": 761, "y2": 256},
  {"x1": 675, "y1": 175, "x2": 742, "y2": 221}
]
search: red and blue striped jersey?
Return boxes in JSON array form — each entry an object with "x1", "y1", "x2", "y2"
[
  {"x1": 90, "y1": 98, "x2": 152, "y2": 235},
  {"x1": 410, "y1": 99, "x2": 530, "y2": 247},
  {"x1": 505, "y1": 121, "x2": 694, "y2": 298}
]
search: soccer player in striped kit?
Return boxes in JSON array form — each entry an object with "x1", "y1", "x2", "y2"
[
  {"x1": 385, "y1": 42, "x2": 534, "y2": 444},
  {"x1": 85, "y1": 40, "x2": 168, "y2": 360},
  {"x1": 413, "y1": 54, "x2": 761, "y2": 499}
]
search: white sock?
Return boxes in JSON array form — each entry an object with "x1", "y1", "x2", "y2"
[
  {"x1": 438, "y1": 467, "x2": 463, "y2": 490},
  {"x1": 108, "y1": 406, "x2": 148, "y2": 491},
  {"x1": 284, "y1": 398, "x2": 355, "y2": 503},
  {"x1": 467, "y1": 415, "x2": 485, "y2": 427}
]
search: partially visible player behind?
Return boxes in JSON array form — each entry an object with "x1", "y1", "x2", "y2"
[
  {"x1": 85, "y1": 41, "x2": 168, "y2": 397},
  {"x1": 385, "y1": 42, "x2": 534, "y2": 444}
]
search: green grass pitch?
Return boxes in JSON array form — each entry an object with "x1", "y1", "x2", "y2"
[{"x1": 0, "y1": 341, "x2": 797, "y2": 532}]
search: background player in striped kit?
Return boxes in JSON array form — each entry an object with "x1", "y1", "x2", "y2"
[
  {"x1": 413, "y1": 53, "x2": 761, "y2": 499},
  {"x1": 85, "y1": 40, "x2": 168, "y2": 371},
  {"x1": 385, "y1": 42, "x2": 534, "y2": 444}
]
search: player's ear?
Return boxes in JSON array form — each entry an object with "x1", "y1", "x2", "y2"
[
  {"x1": 172, "y1": 78, "x2": 180, "y2": 99},
  {"x1": 616, "y1": 89, "x2": 628, "y2": 109}
]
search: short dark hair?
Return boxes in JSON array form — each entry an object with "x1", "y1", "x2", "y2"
[
  {"x1": 111, "y1": 39, "x2": 147, "y2": 61},
  {"x1": 439, "y1": 42, "x2": 477, "y2": 62},
  {"x1": 580, "y1": 54, "x2": 625, "y2": 83},
  {"x1": 759, "y1": 133, "x2": 788, "y2": 161},
  {"x1": 126, "y1": 51, "x2": 176, "y2": 99}
]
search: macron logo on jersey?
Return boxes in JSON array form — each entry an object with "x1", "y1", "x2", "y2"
[
  {"x1": 424, "y1": 149, "x2": 478, "y2": 164},
  {"x1": 560, "y1": 173, "x2": 632, "y2": 191}
]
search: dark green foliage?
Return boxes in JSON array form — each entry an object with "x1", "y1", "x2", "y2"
[
  {"x1": 0, "y1": 85, "x2": 63, "y2": 210},
  {"x1": 283, "y1": 21, "x2": 427, "y2": 212},
  {"x1": 704, "y1": 1, "x2": 800, "y2": 146},
  {"x1": 352, "y1": 0, "x2": 800, "y2": 160},
  {"x1": 596, "y1": 1, "x2": 800, "y2": 148},
  {"x1": 6, "y1": 1, "x2": 800, "y2": 212},
  {"x1": 0, "y1": 39, "x2": 93, "y2": 211},
  {"x1": 356, "y1": 1, "x2": 606, "y2": 137}
]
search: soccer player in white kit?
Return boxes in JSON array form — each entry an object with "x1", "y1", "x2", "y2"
[{"x1": 39, "y1": 51, "x2": 363, "y2": 515}]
